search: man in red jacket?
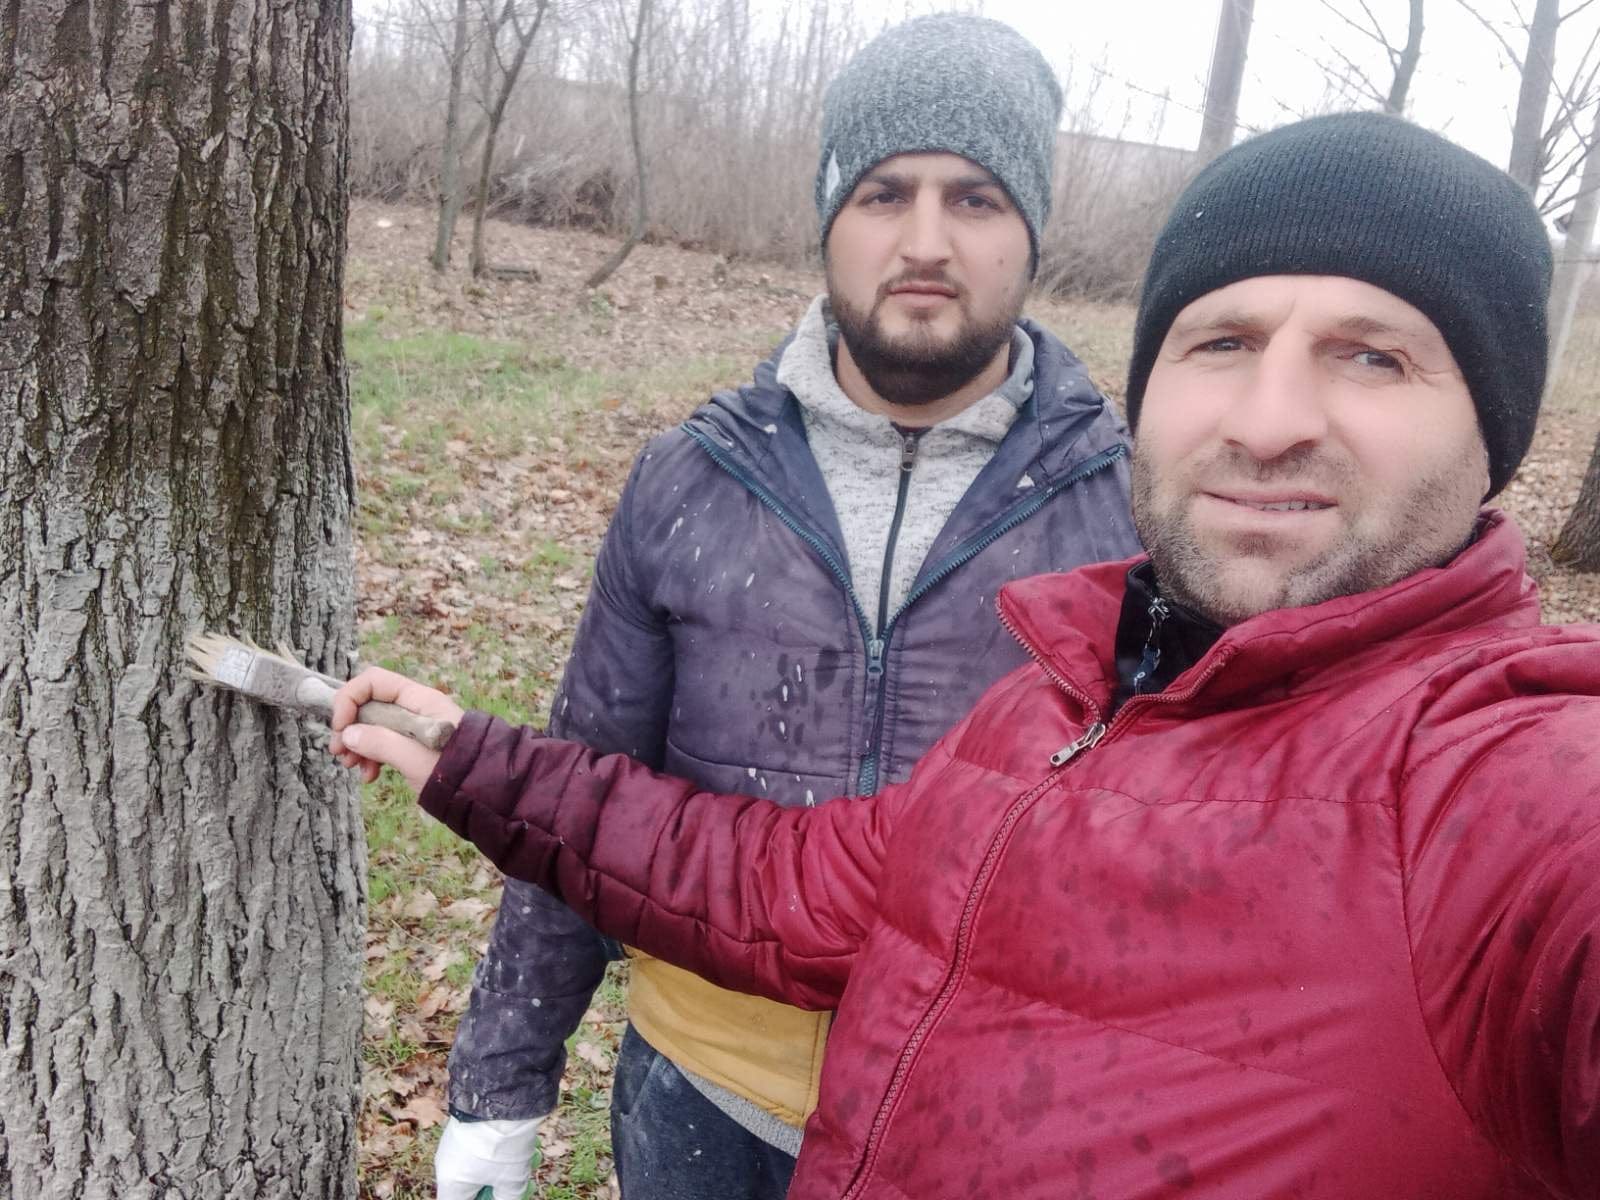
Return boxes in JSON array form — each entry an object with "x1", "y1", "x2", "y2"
[{"x1": 333, "y1": 114, "x2": 1599, "y2": 1199}]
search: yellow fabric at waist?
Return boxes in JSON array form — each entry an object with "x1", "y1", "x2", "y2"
[{"x1": 626, "y1": 951, "x2": 830, "y2": 1129}]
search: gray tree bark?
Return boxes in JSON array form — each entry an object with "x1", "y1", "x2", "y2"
[
  {"x1": 1198, "y1": 0, "x2": 1255, "y2": 160},
  {"x1": 0, "y1": 3, "x2": 364, "y2": 1198},
  {"x1": 1509, "y1": 0, "x2": 1561, "y2": 194},
  {"x1": 433, "y1": 0, "x2": 473, "y2": 272},
  {"x1": 1548, "y1": 99, "x2": 1600, "y2": 390}
]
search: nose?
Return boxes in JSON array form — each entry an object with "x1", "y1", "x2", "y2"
[
  {"x1": 898, "y1": 189, "x2": 953, "y2": 267},
  {"x1": 1214, "y1": 336, "x2": 1329, "y2": 462}
]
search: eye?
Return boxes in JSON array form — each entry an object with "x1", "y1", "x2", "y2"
[
  {"x1": 858, "y1": 188, "x2": 903, "y2": 207},
  {"x1": 955, "y1": 193, "x2": 1002, "y2": 211},
  {"x1": 1351, "y1": 348, "x2": 1403, "y2": 372},
  {"x1": 1196, "y1": 336, "x2": 1245, "y2": 353}
]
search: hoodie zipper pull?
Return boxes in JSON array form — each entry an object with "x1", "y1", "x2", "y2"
[
  {"x1": 1049, "y1": 721, "x2": 1106, "y2": 768},
  {"x1": 900, "y1": 431, "x2": 920, "y2": 472}
]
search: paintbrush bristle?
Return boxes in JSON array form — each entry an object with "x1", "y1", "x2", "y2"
[{"x1": 186, "y1": 632, "x2": 312, "y2": 698}]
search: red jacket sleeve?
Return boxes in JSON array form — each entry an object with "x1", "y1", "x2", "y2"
[
  {"x1": 418, "y1": 711, "x2": 930, "y2": 1010},
  {"x1": 1404, "y1": 700, "x2": 1600, "y2": 1198}
]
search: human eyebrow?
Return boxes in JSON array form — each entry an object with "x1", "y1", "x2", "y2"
[
  {"x1": 1326, "y1": 314, "x2": 1437, "y2": 346},
  {"x1": 1166, "y1": 308, "x2": 1260, "y2": 339},
  {"x1": 947, "y1": 174, "x2": 1002, "y2": 192},
  {"x1": 858, "y1": 170, "x2": 913, "y2": 194}
]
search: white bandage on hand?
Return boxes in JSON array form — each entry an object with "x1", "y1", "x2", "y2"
[{"x1": 434, "y1": 1115, "x2": 544, "y2": 1200}]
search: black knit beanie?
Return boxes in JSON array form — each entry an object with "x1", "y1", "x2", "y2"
[{"x1": 1124, "y1": 112, "x2": 1552, "y2": 497}]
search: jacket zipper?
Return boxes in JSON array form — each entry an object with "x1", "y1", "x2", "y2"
[
  {"x1": 855, "y1": 442, "x2": 1126, "y2": 793},
  {"x1": 842, "y1": 611, "x2": 1231, "y2": 1197},
  {"x1": 875, "y1": 429, "x2": 922, "y2": 640},
  {"x1": 839, "y1": 693, "x2": 1107, "y2": 1198},
  {"x1": 685, "y1": 424, "x2": 1126, "y2": 795}
]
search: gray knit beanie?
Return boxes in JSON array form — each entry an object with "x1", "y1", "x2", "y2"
[
  {"x1": 1124, "y1": 112, "x2": 1552, "y2": 497},
  {"x1": 815, "y1": 14, "x2": 1063, "y2": 263}
]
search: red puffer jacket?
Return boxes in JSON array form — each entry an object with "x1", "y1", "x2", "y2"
[{"x1": 420, "y1": 513, "x2": 1600, "y2": 1199}]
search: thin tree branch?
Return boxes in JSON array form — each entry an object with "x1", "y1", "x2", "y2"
[{"x1": 1453, "y1": 0, "x2": 1523, "y2": 70}]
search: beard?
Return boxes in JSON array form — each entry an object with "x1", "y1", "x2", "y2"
[
  {"x1": 826, "y1": 268, "x2": 1025, "y2": 407},
  {"x1": 1131, "y1": 441, "x2": 1485, "y2": 628}
]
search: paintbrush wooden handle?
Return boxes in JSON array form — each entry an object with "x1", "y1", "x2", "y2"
[{"x1": 355, "y1": 701, "x2": 456, "y2": 751}]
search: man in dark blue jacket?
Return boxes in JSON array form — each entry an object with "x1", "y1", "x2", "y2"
[{"x1": 433, "y1": 14, "x2": 1139, "y2": 1200}]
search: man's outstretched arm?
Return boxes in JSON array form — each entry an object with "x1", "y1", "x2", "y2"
[{"x1": 332, "y1": 670, "x2": 916, "y2": 1010}]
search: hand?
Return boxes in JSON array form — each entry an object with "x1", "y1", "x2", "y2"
[
  {"x1": 434, "y1": 1114, "x2": 543, "y2": 1200},
  {"x1": 329, "y1": 666, "x2": 466, "y2": 793}
]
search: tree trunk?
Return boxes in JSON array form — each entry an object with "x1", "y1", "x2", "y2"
[
  {"x1": 586, "y1": 0, "x2": 654, "y2": 289},
  {"x1": 433, "y1": 0, "x2": 473, "y2": 272},
  {"x1": 468, "y1": 0, "x2": 550, "y2": 278},
  {"x1": 1548, "y1": 100, "x2": 1600, "y2": 391},
  {"x1": 1198, "y1": 0, "x2": 1255, "y2": 160},
  {"x1": 1386, "y1": 0, "x2": 1425, "y2": 114},
  {"x1": 1509, "y1": 0, "x2": 1560, "y2": 194},
  {"x1": 1554, "y1": 433, "x2": 1600, "y2": 569},
  {"x1": 469, "y1": 118, "x2": 504, "y2": 278},
  {"x1": 0, "y1": 3, "x2": 363, "y2": 1198}
]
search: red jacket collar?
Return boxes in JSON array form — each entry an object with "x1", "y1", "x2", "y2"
[{"x1": 998, "y1": 509, "x2": 1543, "y2": 715}]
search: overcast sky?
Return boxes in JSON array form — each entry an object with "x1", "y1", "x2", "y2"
[{"x1": 978, "y1": 0, "x2": 1599, "y2": 180}]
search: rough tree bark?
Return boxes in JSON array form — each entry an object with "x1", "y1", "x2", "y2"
[
  {"x1": 0, "y1": 3, "x2": 364, "y2": 1198},
  {"x1": 586, "y1": 0, "x2": 654, "y2": 289}
]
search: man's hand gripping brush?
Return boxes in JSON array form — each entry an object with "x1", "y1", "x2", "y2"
[{"x1": 186, "y1": 633, "x2": 458, "y2": 755}]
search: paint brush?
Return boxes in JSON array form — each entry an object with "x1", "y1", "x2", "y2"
[{"x1": 186, "y1": 632, "x2": 456, "y2": 751}]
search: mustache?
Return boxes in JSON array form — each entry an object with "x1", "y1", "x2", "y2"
[
  {"x1": 1183, "y1": 444, "x2": 1354, "y2": 490},
  {"x1": 877, "y1": 270, "x2": 965, "y2": 301}
]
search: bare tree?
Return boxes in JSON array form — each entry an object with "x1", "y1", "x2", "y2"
[
  {"x1": 1550, "y1": 101, "x2": 1600, "y2": 564},
  {"x1": 469, "y1": 0, "x2": 555, "y2": 277},
  {"x1": 1319, "y1": 0, "x2": 1426, "y2": 113},
  {"x1": 1459, "y1": 0, "x2": 1600, "y2": 206},
  {"x1": 1199, "y1": 0, "x2": 1256, "y2": 159},
  {"x1": 1512, "y1": 0, "x2": 1563, "y2": 192},
  {"x1": 586, "y1": 0, "x2": 655, "y2": 288},
  {"x1": 1, "y1": 1, "x2": 362, "y2": 1198},
  {"x1": 434, "y1": 0, "x2": 476, "y2": 270}
]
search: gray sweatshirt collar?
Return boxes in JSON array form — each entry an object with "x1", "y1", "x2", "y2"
[{"x1": 776, "y1": 295, "x2": 1033, "y2": 443}]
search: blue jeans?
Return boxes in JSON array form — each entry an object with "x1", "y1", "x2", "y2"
[{"x1": 611, "y1": 1025, "x2": 799, "y2": 1199}]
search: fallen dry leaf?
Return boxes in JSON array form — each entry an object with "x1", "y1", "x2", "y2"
[
  {"x1": 402, "y1": 890, "x2": 439, "y2": 920},
  {"x1": 442, "y1": 896, "x2": 495, "y2": 922},
  {"x1": 392, "y1": 1094, "x2": 448, "y2": 1129}
]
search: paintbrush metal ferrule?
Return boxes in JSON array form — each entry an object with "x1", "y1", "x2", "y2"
[{"x1": 187, "y1": 633, "x2": 328, "y2": 713}]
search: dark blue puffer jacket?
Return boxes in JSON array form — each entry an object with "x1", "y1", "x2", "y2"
[{"x1": 446, "y1": 319, "x2": 1140, "y2": 1121}]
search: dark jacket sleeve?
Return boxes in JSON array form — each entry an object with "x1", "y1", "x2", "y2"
[
  {"x1": 419, "y1": 711, "x2": 924, "y2": 1011},
  {"x1": 1405, "y1": 704, "x2": 1600, "y2": 1198},
  {"x1": 448, "y1": 451, "x2": 675, "y2": 1119}
]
